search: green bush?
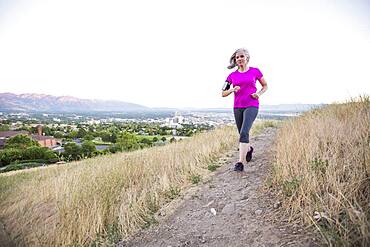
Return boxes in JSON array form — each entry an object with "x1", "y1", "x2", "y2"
[
  {"x1": 189, "y1": 174, "x2": 201, "y2": 184},
  {"x1": 116, "y1": 132, "x2": 139, "y2": 151},
  {"x1": 63, "y1": 142, "x2": 82, "y2": 161},
  {"x1": 22, "y1": 146, "x2": 57, "y2": 161},
  {"x1": 81, "y1": 141, "x2": 97, "y2": 158},
  {"x1": 1, "y1": 162, "x2": 44, "y2": 173},
  {"x1": 5, "y1": 134, "x2": 40, "y2": 149},
  {"x1": 0, "y1": 145, "x2": 58, "y2": 167},
  {"x1": 164, "y1": 186, "x2": 181, "y2": 201},
  {"x1": 0, "y1": 148, "x2": 23, "y2": 167},
  {"x1": 207, "y1": 164, "x2": 220, "y2": 171}
]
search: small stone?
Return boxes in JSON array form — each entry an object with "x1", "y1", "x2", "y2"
[
  {"x1": 313, "y1": 211, "x2": 328, "y2": 221},
  {"x1": 221, "y1": 203, "x2": 235, "y2": 215},
  {"x1": 242, "y1": 176, "x2": 248, "y2": 179},
  {"x1": 204, "y1": 200, "x2": 214, "y2": 207},
  {"x1": 255, "y1": 209, "x2": 263, "y2": 215},
  {"x1": 273, "y1": 201, "x2": 281, "y2": 209},
  {"x1": 240, "y1": 194, "x2": 249, "y2": 201},
  {"x1": 210, "y1": 208, "x2": 217, "y2": 216}
]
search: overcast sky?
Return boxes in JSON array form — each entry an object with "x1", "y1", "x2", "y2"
[{"x1": 0, "y1": 0, "x2": 369, "y2": 108}]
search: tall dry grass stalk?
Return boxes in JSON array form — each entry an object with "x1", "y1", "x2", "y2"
[
  {"x1": 272, "y1": 96, "x2": 370, "y2": 246},
  {"x1": 0, "y1": 125, "x2": 240, "y2": 246}
]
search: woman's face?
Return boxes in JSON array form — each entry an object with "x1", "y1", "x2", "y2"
[{"x1": 235, "y1": 51, "x2": 248, "y2": 67}]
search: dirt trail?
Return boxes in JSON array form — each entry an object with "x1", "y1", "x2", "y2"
[{"x1": 121, "y1": 127, "x2": 317, "y2": 247}]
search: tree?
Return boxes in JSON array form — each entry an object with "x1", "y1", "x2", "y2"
[
  {"x1": 81, "y1": 141, "x2": 96, "y2": 158},
  {"x1": 69, "y1": 130, "x2": 78, "y2": 139},
  {"x1": 0, "y1": 148, "x2": 22, "y2": 167},
  {"x1": 152, "y1": 137, "x2": 158, "y2": 142},
  {"x1": 110, "y1": 132, "x2": 117, "y2": 143},
  {"x1": 83, "y1": 133, "x2": 94, "y2": 141},
  {"x1": 53, "y1": 132, "x2": 64, "y2": 139},
  {"x1": 63, "y1": 142, "x2": 82, "y2": 161},
  {"x1": 77, "y1": 128, "x2": 87, "y2": 138},
  {"x1": 116, "y1": 132, "x2": 139, "y2": 151},
  {"x1": 23, "y1": 146, "x2": 57, "y2": 161},
  {"x1": 140, "y1": 138, "x2": 152, "y2": 145},
  {"x1": 40, "y1": 126, "x2": 53, "y2": 136},
  {"x1": 0, "y1": 124, "x2": 10, "y2": 131},
  {"x1": 161, "y1": 136, "x2": 167, "y2": 142},
  {"x1": 5, "y1": 134, "x2": 40, "y2": 149},
  {"x1": 100, "y1": 131, "x2": 112, "y2": 142}
]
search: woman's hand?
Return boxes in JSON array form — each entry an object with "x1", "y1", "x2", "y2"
[
  {"x1": 222, "y1": 86, "x2": 240, "y2": 97},
  {"x1": 251, "y1": 93, "x2": 259, "y2": 99},
  {"x1": 232, "y1": 86, "x2": 240, "y2": 92}
]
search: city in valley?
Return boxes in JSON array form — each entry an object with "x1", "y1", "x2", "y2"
[{"x1": 0, "y1": 108, "x2": 301, "y2": 173}]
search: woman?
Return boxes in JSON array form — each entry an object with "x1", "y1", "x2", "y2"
[{"x1": 222, "y1": 48, "x2": 268, "y2": 172}]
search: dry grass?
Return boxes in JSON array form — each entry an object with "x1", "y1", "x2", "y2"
[
  {"x1": 0, "y1": 125, "x2": 243, "y2": 246},
  {"x1": 271, "y1": 96, "x2": 370, "y2": 246}
]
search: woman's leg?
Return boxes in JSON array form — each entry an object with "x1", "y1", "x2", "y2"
[
  {"x1": 233, "y1": 108, "x2": 247, "y2": 164},
  {"x1": 239, "y1": 107, "x2": 258, "y2": 163},
  {"x1": 239, "y1": 142, "x2": 249, "y2": 164},
  {"x1": 233, "y1": 108, "x2": 244, "y2": 134}
]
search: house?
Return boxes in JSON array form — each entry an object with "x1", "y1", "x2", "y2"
[
  {"x1": 33, "y1": 125, "x2": 59, "y2": 148},
  {"x1": 31, "y1": 134, "x2": 58, "y2": 148},
  {"x1": 0, "y1": 126, "x2": 59, "y2": 149}
]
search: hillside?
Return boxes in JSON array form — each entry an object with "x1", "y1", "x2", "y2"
[
  {"x1": 0, "y1": 124, "x2": 239, "y2": 246},
  {"x1": 271, "y1": 96, "x2": 369, "y2": 246}
]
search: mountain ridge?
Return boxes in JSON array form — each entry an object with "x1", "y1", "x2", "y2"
[
  {"x1": 0, "y1": 92, "x2": 148, "y2": 112},
  {"x1": 0, "y1": 92, "x2": 324, "y2": 113}
]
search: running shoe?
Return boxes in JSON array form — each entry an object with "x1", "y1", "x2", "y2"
[
  {"x1": 246, "y1": 146, "x2": 254, "y2": 162},
  {"x1": 234, "y1": 162, "x2": 244, "y2": 172}
]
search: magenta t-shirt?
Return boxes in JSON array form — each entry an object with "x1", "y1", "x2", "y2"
[{"x1": 226, "y1": 67, "x2": 263, "y2": 108}]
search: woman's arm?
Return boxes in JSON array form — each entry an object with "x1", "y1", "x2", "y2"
[
  {"x1": 221, "y1": 81, "x2": 239, "y2": 97},
  {"x1": 251, "y1": 77, "x2": 268, "y2": 99},
  {"x1": 222, "y1": 86, "x2": 239, "y2": 97}
]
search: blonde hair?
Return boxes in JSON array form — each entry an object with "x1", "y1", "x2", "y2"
[{"x1": 227, "y1": 48, "x2": 250, "y2": 69}]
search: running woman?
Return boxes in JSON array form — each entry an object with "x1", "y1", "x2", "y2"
[{"x1": 222, "y1": 48, "x2": 268, "y2": 172}]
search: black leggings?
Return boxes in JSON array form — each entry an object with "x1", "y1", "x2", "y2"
[{"x1": 233, "y1": 107, "x2": 258, "y2": 143}]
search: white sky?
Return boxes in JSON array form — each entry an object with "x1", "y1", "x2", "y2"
[{"x1": 0, "y1": 0, "x2": 369, "y2": 108}]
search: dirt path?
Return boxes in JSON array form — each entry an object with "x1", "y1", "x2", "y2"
[{"x1": 121, "y1": 127, "x2": 318, "y2": 247}]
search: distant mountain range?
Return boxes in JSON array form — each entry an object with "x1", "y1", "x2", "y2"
[
  {"x1": 0, "y1": 93, "x2": 149, "y2": 112},
  {"x1": 0, "y1": 92, "x2": 324, "y2": 113}
]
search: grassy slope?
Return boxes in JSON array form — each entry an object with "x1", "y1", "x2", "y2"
[
  {"x1": 271, "y1": 97, "x2": 369, "y2": 246},
  {"x1": 0, "y1": 125, "x2": 239, "y2": 246}
]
